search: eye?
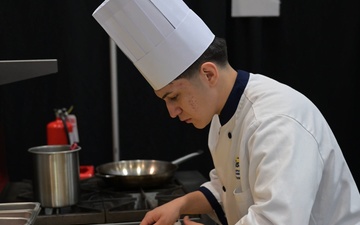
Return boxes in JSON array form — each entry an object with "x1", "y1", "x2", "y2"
[
  {"x1": 167, "y1": 94, "x2": 178, "y2": 102},
  {"x1": 169, "y1": 95, "x2": 178, "y2": 101}
]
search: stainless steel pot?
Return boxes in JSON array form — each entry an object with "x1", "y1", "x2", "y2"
[
  {"x1": 28, "y1": 145, "x2": 81, "y2": 208},
  {"x1": 96, "y1": 150, "x2": 203, "y2": 188}
]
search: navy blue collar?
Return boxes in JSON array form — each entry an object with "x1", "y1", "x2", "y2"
[{"x1": 219, "y1": 70, "x2": 249, "y2": 125}]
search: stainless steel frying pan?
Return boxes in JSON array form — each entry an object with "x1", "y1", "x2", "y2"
[{"x1": 96, "y1": 150, "x2": 203, "y2": 188}]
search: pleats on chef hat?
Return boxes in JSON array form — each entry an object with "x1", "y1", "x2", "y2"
[{"x1": 93, "y1": 0, "x2": 215, "y2": 90}]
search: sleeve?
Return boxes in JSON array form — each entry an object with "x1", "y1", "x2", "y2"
[{"x1": 199, "y1": 169, "x2": 227, "y2": 225}]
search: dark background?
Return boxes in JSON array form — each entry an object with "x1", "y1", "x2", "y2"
[{"x1": 0, "y1": 0, "x2": 359, "y2": 188}]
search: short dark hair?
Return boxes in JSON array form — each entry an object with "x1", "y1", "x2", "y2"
[{"x1": 177, "y1": 37, "x2": 228, "y2": 79}]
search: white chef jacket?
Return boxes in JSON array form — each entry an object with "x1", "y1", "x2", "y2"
[{"x1": 200, "y1": 71, "x2": 360, "y2": 225}]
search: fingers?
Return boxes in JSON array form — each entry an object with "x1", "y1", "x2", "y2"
[
  {"x1": 140, "y1": 209, "x2": 178, "y2": 225},
  {"x1": 183, "y1": 216, "x2": 191, "y2": 225},
  {"x1": 140, "y1": 211, "x2": 157, "y2": 225},
  {"x1": 183, "y1": 216, "x2": 203, "y2": 225},
  {"x1": 139, "y1": 217, "x2": 155, "y2": 225}
]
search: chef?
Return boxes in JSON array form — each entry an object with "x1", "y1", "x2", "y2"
[{"x1": 92, "y1": 0, "x2": 360, "y2": 224}]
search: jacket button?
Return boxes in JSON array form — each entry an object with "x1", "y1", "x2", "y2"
[
  {"x1": 222, "y1": 186, "x2": 226, "y2": 192},
  {"x1": 228, "y1": 132, "x2": 232, "y2": 139}
]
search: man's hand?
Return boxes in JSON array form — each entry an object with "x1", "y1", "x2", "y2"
[
  {"x1": 140, "y1": 199, "x2": 182, "y2": 225},
  {"x1": 140, "y1": 191, "x2": 211, "y2": 225}
]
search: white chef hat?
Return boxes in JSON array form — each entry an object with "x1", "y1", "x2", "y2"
[{"x1": 93, "y1": 0, "x2": 215, "y2": 90}]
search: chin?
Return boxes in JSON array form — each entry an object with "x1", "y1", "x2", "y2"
[{"x1": 192, "y1": 122, "x2": 207, "y2": 129}]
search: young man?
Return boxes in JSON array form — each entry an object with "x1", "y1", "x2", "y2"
[{"x1": 93, "y1": 1, "x2": 360, "y2": 224}]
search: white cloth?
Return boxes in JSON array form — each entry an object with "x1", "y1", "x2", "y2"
[{"x1": 202, "y1": 73, "x2": 360, "y2": 224}]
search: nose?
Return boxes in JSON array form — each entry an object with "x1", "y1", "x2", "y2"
[{"x1": 166, "y1": 102, "x2": 182, "y2": 118}]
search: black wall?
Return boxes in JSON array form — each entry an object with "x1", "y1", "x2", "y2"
[{"x1": 0, "y1": 0, "x2": 359, "y2": 187}]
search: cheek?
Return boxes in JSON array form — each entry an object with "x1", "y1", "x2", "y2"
[{"x1": 188, "y1": 96, "x2": 198, "y2": 111}]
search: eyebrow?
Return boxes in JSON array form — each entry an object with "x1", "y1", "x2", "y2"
[
  {"x1": 161, "y1": 92, "x2": 172, "y2": 99},
  {"x1": 160, "y1": 81, "x2": 175, "y2": 99}
]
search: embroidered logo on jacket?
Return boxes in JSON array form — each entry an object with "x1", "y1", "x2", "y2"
[{"x1": 235, "y1": 156, "x2": 240, "y2": 179}]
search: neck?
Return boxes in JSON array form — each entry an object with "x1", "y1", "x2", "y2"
[{"x1": 216, "y1": 65, "x2": 238, "y2": 115}]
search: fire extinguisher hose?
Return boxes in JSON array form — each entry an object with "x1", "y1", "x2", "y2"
[{"x1": 60, "y1": 112, "x2": 71, "y2": 145}]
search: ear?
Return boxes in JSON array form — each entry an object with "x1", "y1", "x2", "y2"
[{"x1": 200, "y1": 62, "x2": 219, "y2": 86}]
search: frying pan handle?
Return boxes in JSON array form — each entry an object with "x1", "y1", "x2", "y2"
[{"x1": 171, "y1": 149, "x2": 204, "y2": 165}]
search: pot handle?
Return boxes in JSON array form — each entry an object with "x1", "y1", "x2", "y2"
[{"x1": 171, "y1": 149, "x2": 204, "y2": 165}]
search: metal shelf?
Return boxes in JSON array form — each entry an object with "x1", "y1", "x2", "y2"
[{"x1": 0, "y1": 59, "x2": 58, "y2": 85}]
